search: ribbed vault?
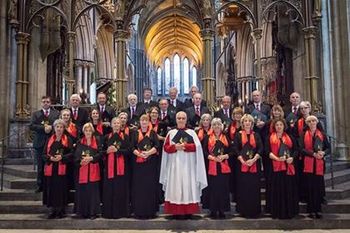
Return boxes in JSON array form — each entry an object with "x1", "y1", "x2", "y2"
[{"x1": 144, "y1": 14, "x2": 202, "y2": 66}]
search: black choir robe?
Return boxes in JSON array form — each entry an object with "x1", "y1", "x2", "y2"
[
  {"x1": 102, "y1": 131, "x2": 131, "y2": 218},
  {"x1": 233, "y1": 130, "x2": 263, "y2": 218},
  {"x1": 202, "y1": 133, "x2": 232, "y2": 214},
  {"x1": 42, "y1": 134, "x2": 73, "y2": 212},
  {"x1": 74, "y1": 136, "x2": 102, "y2": 218},
  {"x1": 299, "y1": 129, "x2": 330, "y2": 213},
  {"x1": 266, "y1": 132, "x2": 299, "y2": 219},
  {"x1": 131, "y1": 129, "x2": 160, "y2": 218}
]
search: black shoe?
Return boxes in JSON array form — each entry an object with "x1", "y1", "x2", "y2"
[
  {"x1": 35, "y1": 188, "x2": 43, "y2": 193},
  {"x1": 90, "y1": 215, "x2": 97, "y2": 220},
  {"x1": 308, "y1": 213, "x2": 316, "y2": 219},
  {"x1": 209, "y1": 211, "x2": 217, "y2": 219},
  {"x1": 322, "y1": 198, "x2": 328, "y2": 205},
  {"x1": 218, "y1": 212, "x2": 226, "y2": 219},
  {"x1": 47, "y1": 212, "x2": 56, "y2": 219},
  {"x1": 315, "y1": 213, "x2": 322, "y2": 219}
]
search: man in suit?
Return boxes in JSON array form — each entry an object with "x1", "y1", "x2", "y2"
[
  {"x1": 159, "y1": 98, "x2": 176, "y2": 128},
  {"x1": 214, "y1": 95, "x2": 233, "y2": 128},
  {"x1": 137, "y1": 87, "x2": 158, "y2": 114},
  {"x1": 168, "y1": 86, "x2": 184, "y2": 112},
  {"x1": 283, "y1": 92, "x2": 302, "y2": 118},
  {"x1": 96, "y1": 92, "x2": 116, "y2": 125},
  {"x1": 69, "y1": 94, "x2": 89, "y2": 133},
  {"x1": 122, "y1": 93, "x2": 145, "y2": 128},
  {"x1": 29, "y1": 96, "x2": 60, "y2": 193},
  {"x1": 245, "y1": 90, "x2": 271, "y2": 133},
  {"x1": 184, "y1": 86, "x2": 207, "y2": 108},
  {"x1": 185, "y1": 93, "x2": 210, "y2": 128}
]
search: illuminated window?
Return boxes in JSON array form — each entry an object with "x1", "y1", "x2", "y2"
[
  {"x1": 165, "y1": 58, "x2": 171, "y2": 94},
  {"x1": 183, "y1": 58, "x2": 189, "y2": 94},
  {"x1": 174, "y1": 54, "x2": 180, "y2": 92},
  {"x1": 157, "y1": 67, "x2": 162, "y2": 95}
]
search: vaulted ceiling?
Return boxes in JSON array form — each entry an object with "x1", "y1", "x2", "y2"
[{"x1": 140, "y1": 0, "x2": 205, "y2": 67}]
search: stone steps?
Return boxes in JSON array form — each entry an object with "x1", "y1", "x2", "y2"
[
  {"x1": 1, "y1": 165, "x2": 36, "y2": 179},
  {"x1": 2, "y1": 200, "x2": 350, "y2": 214},
  {"x1": 1, "y1": 174, "x2": 36, "y2": 190},
  {"x1": 0, "y1": 189, "x2": 42, "y2": 201},
  {"x1": 0, "y1": 213, "x2": 350, "y2": 230}
]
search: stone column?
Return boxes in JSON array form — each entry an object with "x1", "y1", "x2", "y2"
[
  {"x1": 15, "y1": 32, "x2": 31, "y2": 119},
  {"x1": 303, "y1": 26, "x2": 319, "y2": 110},
  {"x1": 83, "y1": 62, "x2": 89, "y2": 94},
  {"x1": 67, "y1": 31, "x2": 76, "y2": 98},
  {"x1": 252, "y1": 28, "x2": 263, "y2": 91},
  {"x1": 200, "y1": 25, "x2": 215, "y2": 107},
  {"x1": 114, "y1": 28, "x2": 128, "y2": 110}
]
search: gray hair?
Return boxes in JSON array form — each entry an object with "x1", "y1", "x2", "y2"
[
  {"x1": 211, "y1": 117, "x2": 224, "y2": 131},
  {"x1": 53, "y1": 119, "x2": 66, "y2": 129},
  {"x1": 240, "y1": 114, "x2": 255, "y2": 129},
  {"x1": 300, "y1": 101, "x2": 311, "y2": 109},
  {"x1": 199, "y1": 113, "x2": 212, "y2": 127},
  {"x1": 70, "y1": 94, "x2": 81, "y2": 102}
]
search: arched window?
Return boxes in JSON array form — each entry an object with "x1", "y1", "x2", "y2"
[
  {"x1": 174, "y1": 54, "x2": 180, "y2": 91},
  {"x1": 192, "y1": 66, "x2": 197, "y2": 87},
  {"x1": 183, "y1": 58, "x2": 189, "y2": 94},
  {"x1": 165, "y1": 58, "x2": 171, "y2": 94},
  {"x1": 157, "y1": 67, "x2": 162, "y2": 95}
]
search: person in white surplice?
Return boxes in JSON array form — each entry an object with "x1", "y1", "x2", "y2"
[{"x1": 160, "y1": 111, "x2": 207, "y2": 218}]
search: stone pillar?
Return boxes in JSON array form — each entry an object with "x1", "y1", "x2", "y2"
[
  {"x1": 83, "y1": 62, "x2": 88, "y2": 94},
  {"x1": 75, "y1": 61, "x2": 83, "y2": 93},
  {"x1": 200, "y1": 25, "x2": 215, "y2": 107},
  {"x1": 303, "y1": 26, "x2": 319, "y2": 110},
  {"x1": 67, "y1": 31, "x2": 76, "y2": 98},
  {"x1": 15, "y1": 32, "x2": 31, "y2": 119},
  {"x1": 114, "y1": 28, "x2": 128, "y2": 110},
  {"x1": 252, "y1": 28, "x2": 263, "y2": 91}
]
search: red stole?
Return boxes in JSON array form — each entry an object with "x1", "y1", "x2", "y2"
[
  {"x1": 207, "y1": 133, "x2": 231, "y2": 176},
  {"x1": 228, "y1": 122, "x2": 237, "y2": 140},
  {"x1": 122, "y1": 126, "x2": 130, "y2": 136},
  {"x1": 151, "y1": 120, "x2": 159, "y2": 133},
  {"x1": 96, "y1": 122, "x2": 103, "y2": 135},
  {"x1": 78, "y1": 136, "x2": 101, "y2": 184},
  {"x1": 297, "y1": 118, "x2": 305, "y2": 136},
  {"x1": 67, "y1": 122, "x2": 78, "y2": 138},
  {"x1": 270, "y1": 132, "x2": 295, "y2": 175},
  {"x1": 303, "y1": 129, "x2": 325, "y2": 176},
  {"x1": 107, "y1": 132, "x2": 125, "y2": 178},
  {"x1": 44, "y1": 134, "x2": 69, "y2": 177},
  {"x1": 240, "y1": 130, "x2": 257, "y2": 173},
  {"x1": 197, "y1": 128, "x2": 212, "y2": 142},
  {"x1": 136, "y1": 128, "x2": 152, "y2": 163}
]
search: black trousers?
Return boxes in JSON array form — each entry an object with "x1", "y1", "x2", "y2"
[{"x1": 34, "y1": 147, "x2": 44, "y2": 189}]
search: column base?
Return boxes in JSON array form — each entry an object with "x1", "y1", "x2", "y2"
[
  {"x1": 6, "y1": 119, "x2": 32, "y2": 159},
  {"x1": 336, "y1": 143, "x2": 350, "y2": 161}
]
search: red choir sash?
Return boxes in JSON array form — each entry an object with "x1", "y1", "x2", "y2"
[
  {"x1": 297, "y1": 118, "x2": 304, "y2": 136},
  {"x1": 207, "y1": 133, "x2": 231, "y2": 176},
  {"x1": 78, "y1": 136, "x2": 101, "y2": 184},
  {"x1": 303, "y1": 129, "x2": 325, "y2": 176},
  {"x1": 151, "y1": 120, "x2": 159, "y2": 133},
  {"x1": 44, "y1": 134, "x2": 69, "y2": 177},
  {"x1": 229, "y1": 122, "x2": 237, "y2": 141},
  {"x1": 270, "y1": 132, "x2": 295, "y2": 175},
  {"x1": 269, "y1": 122, "x2": 275, "y2": 134},
  {"x1": 240, "y1": 131, "x2": 257, "y2": 173},
  {"x1": 67, "y1": 122, "x2": 78, "y2": 138},
  {"x1": 107, "y1": 132, "x2": 125, "y2": 178},
  {"x1": 197, "y1": 128, "x2": 212, "y2": 142},
  {"x1": 136, "y1": 128, "x2": 152, "y2": 163},
  {"x1": 96, "y1": 122, "x2": 103, "y2": 135},
  {"x1": 122, "y1": 127, "x2": 130, "y2": 136}
]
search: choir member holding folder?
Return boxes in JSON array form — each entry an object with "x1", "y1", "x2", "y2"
[
  {"x1": 266, "y1": 119, "x2": 299, "y2": 219},
  {"x1": 43, "y1": 119, "x2": 73, "y2": 219},
  {"x1": 102, "y1": 117, "x2": 131, "y2": 219},
  {"x1": 202, "y1": 118, "x2": 232, "y2": 219},
  {"x1": 233, "y1": 114, "x2": 263, "y2": 218},
  {"x1": 74, "y1": 123, "x2": 102, "y2": 219},
  {"x1": 131, "y1": 114, "x2": 160, "y2": 219},
  {"x1": 300, "y1": 115, "x2": 330, "y2": 219}
]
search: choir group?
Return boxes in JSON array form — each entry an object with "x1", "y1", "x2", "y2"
[{"x1": 30, "y1": 86, "x2": 330, "y2": 220}]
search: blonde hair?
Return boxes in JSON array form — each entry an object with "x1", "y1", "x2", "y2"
[
  {"x1": 240, "y1": 114, "x2": 255, "y2": 128},
  {"x1": 82, "y1": 122, "x2": 95, "y2": 133},
  {"x1": 232, "y1": 107, "x2": 244, "y2": 117},
  {"x1": 271, "y1": 104, "x2": 285, "y2": 118},
  {"x1": 60, "y1": 109, "x2": 71, "y2": 119},
  {"x1": 139, "y1": 114, "x2": 150, "y2": 122},
  {"x1": 118, "y1": 112, "x2": 128, "y2": 118}
]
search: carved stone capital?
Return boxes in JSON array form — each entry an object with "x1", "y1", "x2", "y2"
[
  {"x1": 302, "y1": 26, "x2": 318, "y2": 39},
  {"x1": 252, "y1": 28, "x2": 263, "y2": 40},
  {"x1": 15, "y1": 32, "x2": 30, "y2": 44}
]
